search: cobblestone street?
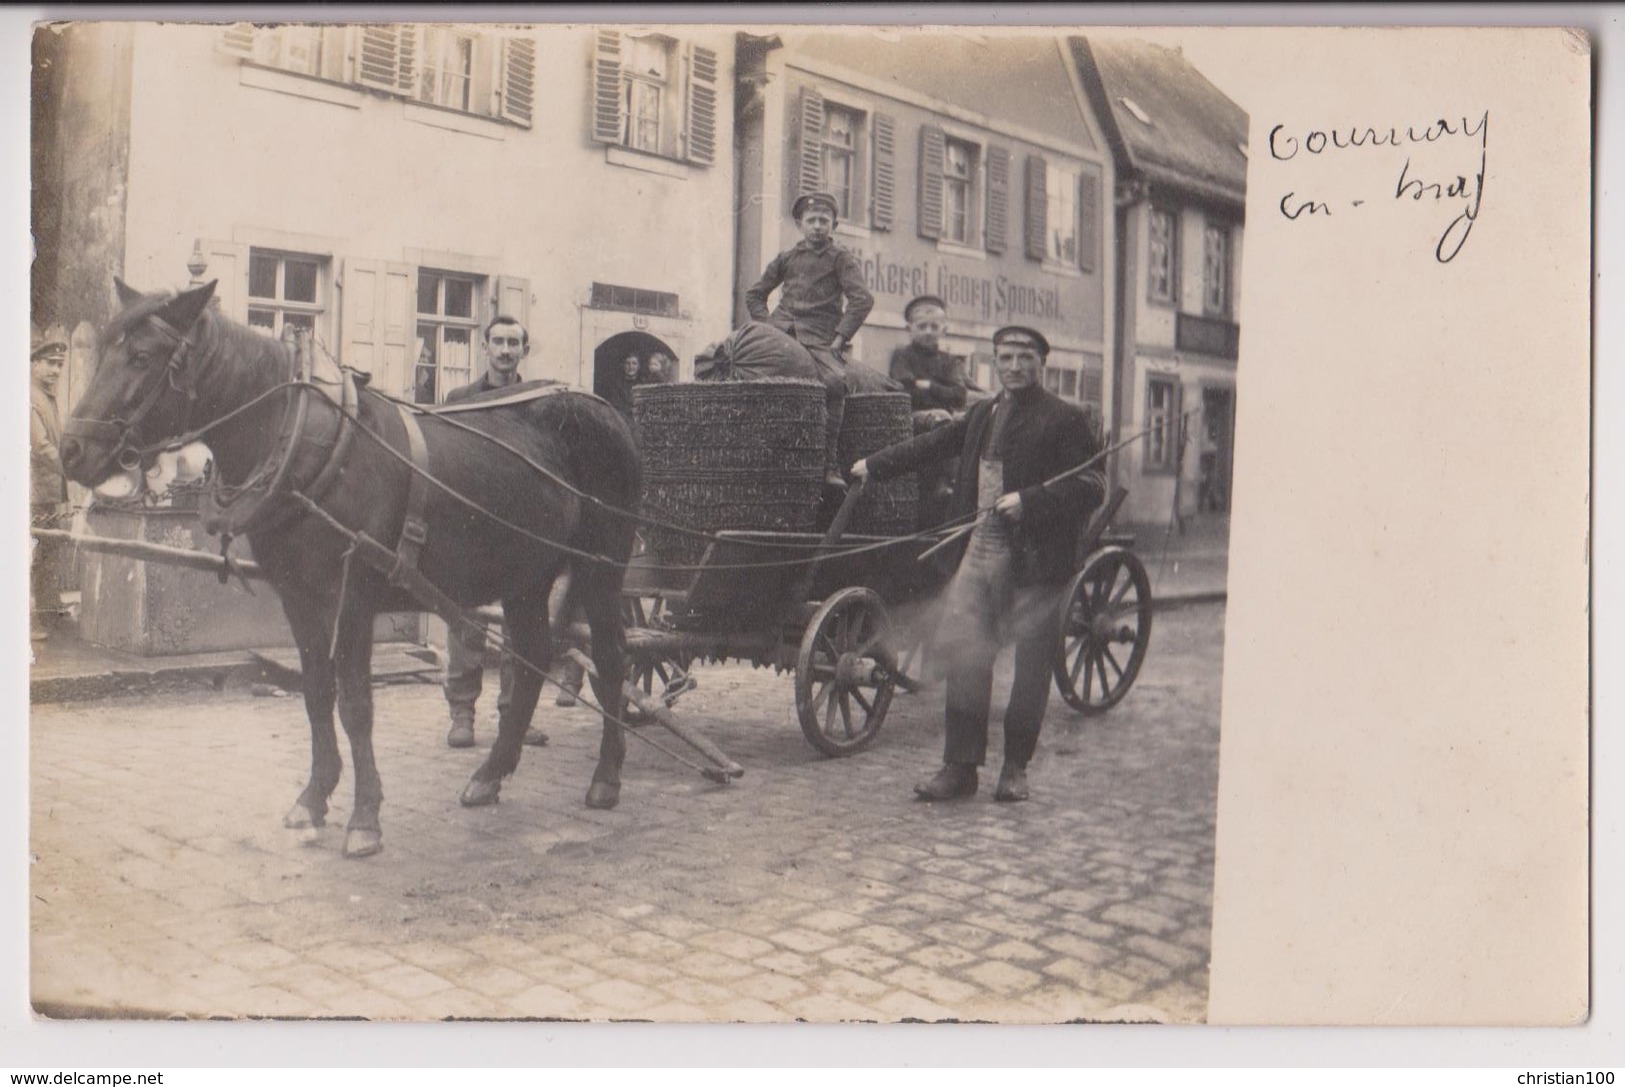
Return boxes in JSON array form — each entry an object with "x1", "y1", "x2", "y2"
[{"x1": 29, "y1": 603, "x2": 1224, "y2": 1025}]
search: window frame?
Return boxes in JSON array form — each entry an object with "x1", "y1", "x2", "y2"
[
  {"x1": 819, "y1": 100, "x2": 867, "y2": 225},
  {"x1": 413, "y1": 269, "x2": 488, "y2": 405},
  {"x1": 1203, "y1": 220, "x2": 1233, "y2": 317},
  {"x1": 1147, "y1": 206, "x2": 1180, "y2": 307},
  {"x1": 940, "y1": 135, "x2": 980, "y2": 247},
  {"x1": 245, "y1": 248, "x2": 331, "y2": 344},
  {"x1": 620, "y1": 33, "x2": 678, "y2": 156},
  {"x1": 1044, "y1": 160, "x2": 1081, "y2": 269},
  {"x1": 414, "y1": 25, "x2": 477, "y2": 113},
  {"x1": 1143, "y1": 374, "x2": 1182, "y2": 474}
]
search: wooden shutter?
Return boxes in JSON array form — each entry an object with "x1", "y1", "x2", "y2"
[
  {"x1": 493, "y1": 275, "x2": 530, "y2": 330},
  {"x1": 590, "y1": 30, "x2": 624, "y2": 143},
  {"x1": 984, "y1": 145, "x2": 1011, "y2": 255},
  {"x1": 217, "y1": 23, "x2": 257, "y2": 59},
  {"x1": 1025, "y1": 154, "x2": 1048, "y2": 260},
  {"x1": 341, "y1": 259, "x2": 413, "y2": 393},
  {"x1": 1078, "y1": 169, "x2": 1100, "y2": 273},
  {"x1": 871, "y1": 112, "x2": 896, "y2": 231},
  {"x1": 500, "y1": 33, "x2": 536, "y2": 128},
  {"x1": 918, "y1": 124, "x2": 945, "y2": 241},
  {"x1": 357, "y1": 26, "x2": 414, "y2": 94},
  {"x1": 797, "y1": 86, "x2": 825, "y2": 196},
  {"x1": 198, "y1": 240, "x2": 249, "y2": 321},
  {"x1": 683, "y1": 43, "x2": 718, "y2": 166}
]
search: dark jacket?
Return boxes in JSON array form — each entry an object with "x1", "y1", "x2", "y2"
[
  {"x1": 888, "y1": 343, "x2": 969, "y2": 412},
  {"x1": 866, "y1": 386, "x2": 1105, "y2": 585},
  {"x1": 744, "y1": 238, "x2": 874, "y2": 348},
  {"x1": 444, "y1": 372, "x2": 520, "y2": 405}
]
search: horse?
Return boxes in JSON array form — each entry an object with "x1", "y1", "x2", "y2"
[{"x1": 60, "y1": 279, "x2": 642, "y2": 858}]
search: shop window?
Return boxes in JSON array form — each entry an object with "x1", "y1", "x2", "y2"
[
  {"x1": 1060, "y1": 368, "x2": 1078, "y2": 399},
  {"x1": 246, "y1": 249, "x2": 327, "y2": 342},
  {"x1": 414, "y1": 270, "x2": 484, "y2": 404},
  {"x1": 1144, "y1": 375, "x2": 1182, "y2": 472},
  {"x1": 218, "y1": 25, "x2": 535, "y2": 128},
  {"x1": 590, "y1": 30, "x2": 718, "y2": 166},
  {"x1": 1148, "y1": 207, "x2": 1179, "y2": 305},
  {"x1": 1204, "y1": 222, "x2": 1232, "y2": 316}
]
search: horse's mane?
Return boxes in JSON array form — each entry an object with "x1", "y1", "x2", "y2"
[{"x1": 103, "y1": 290, "x2": 293, "y2": 385}]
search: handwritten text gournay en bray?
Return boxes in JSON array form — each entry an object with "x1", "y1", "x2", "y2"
[{"x1": 1269, "y1": 111, "x2": 1489, "y2": 263}]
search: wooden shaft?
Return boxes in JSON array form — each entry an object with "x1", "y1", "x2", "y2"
[
  {"x1": 30, "y1": 528, "x2": 267, "y2": 580},
  {"x1": 565, "y1": 647, "x2": 744, "y2": 779}
]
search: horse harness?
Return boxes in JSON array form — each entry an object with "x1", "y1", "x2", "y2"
[{"x1": 64, "y1": 312, "x2": 202, "y2": 475}]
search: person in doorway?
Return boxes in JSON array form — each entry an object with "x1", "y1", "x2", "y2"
[
  {"x1": 744, "y1": 190, "x2": 875, "y2": 490},
  {"x1": 440, "y1": 315, "x2": 579, "y2": 748},
  {"x1": 30, "y1": 328, "x2": 70, "y2": 640},
  {"x1": 851, "y1": 326, "x2": 1104, "y2": 803}
]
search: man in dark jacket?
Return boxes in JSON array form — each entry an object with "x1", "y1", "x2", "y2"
[{"x1": 852, "y1": 326, "x2": 1104, "y2": 803}]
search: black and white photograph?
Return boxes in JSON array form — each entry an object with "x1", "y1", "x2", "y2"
[{"x1": 14, "y1": 10, "x2": 1597, "y2": 1058}]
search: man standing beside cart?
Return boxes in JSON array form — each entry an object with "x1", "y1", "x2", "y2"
[{"x1": 851, "y1": 325, "x2": 1104, "y2": 803}]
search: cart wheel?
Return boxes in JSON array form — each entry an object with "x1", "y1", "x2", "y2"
[
  {"x1": 795, "y1": 587, "x2": 897, "y2": 757},
  {"x1": 1053, "y1": 546, "x2": 1153, "y2": 714}
]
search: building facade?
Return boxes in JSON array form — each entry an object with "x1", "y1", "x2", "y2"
[
  {"x1": 32, "y1": 22, "x2": 738, "y2": 408},
  {"x1": 1074, "y1": 37, "x2": 1246, "y2": 526},
  {"x1": 734, "y1": 31, "x2": 1114, "y2": 416}
]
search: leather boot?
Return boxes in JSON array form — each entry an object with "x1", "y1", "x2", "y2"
[
  {"x1": 555, "y1": 658, "x2": 585, "y2": 707},
  {"x1": 994, "y1": 763, "x2": 1030, "y2": 803},
  {"x1": 914, "y1": 763, "x2": 978, "y2": 801},
  {"x1": 446, "y1": 707, "x2": 476, "y2": 749}
]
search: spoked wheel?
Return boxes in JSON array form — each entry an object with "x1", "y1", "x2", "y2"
[
  {"x1": 1053, "y1": 546, "x2": 1153, "y2": 714},
  {"x1": 795, "y1": 587, "x2": 898, "y2": 756},
  {"x1": 628, "y1": 652, "x2": 696, "y2": 715}
]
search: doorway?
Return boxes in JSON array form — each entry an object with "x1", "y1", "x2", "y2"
[
  {"x1": 1199, "y1": 386, "x2": 1235, "y2": 514},
  {"x1": 593, "y1": 330, "x2": 677, "y2": 418}
]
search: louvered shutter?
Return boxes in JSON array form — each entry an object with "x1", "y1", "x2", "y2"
[
  {"x1": 683, "y1": 43, "x2": 718, "y2": 166},
  {"x1": 984, "y1": 145, "x2": 1010, "y2": 255},
  {"x1": 871, "y1": 112, "x2": 896, "y2": 231},
  {"x1": 1078, "y1": 170, "x2": 1100, "y2": 273},
  {"x1": 797, "y1": 86, "x2": 825, "y2": 196},
  {"x1": 357, "y1": 26, "x2": 414, "y2": 94},
  {"x1": 500, "y1": 34, "x2": 536, "y2": 128},
  {"x1": 918, "y1": 124, "x2": 945, "y2": 241},
  {"x1": 590, "y1": 29, "x2": 624, "y2": 143},
  {"x1": 1025, "y1": 154, "x2": 1048, "y2": 260},
  {"x1": 217, "y1": 23, "x2": 256, "y2": 59}
]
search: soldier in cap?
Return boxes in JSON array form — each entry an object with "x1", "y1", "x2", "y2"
[
  {"x1": 744, "y1": 190, "x2": 875, "y2": 488},
  {"x1": 30, "y1": 327, "x2": 70, "y2": 639},
  {"x1": 888, "y1": 294, "x2": 974, "y2": 528},
  {"x1": 852, "y1": 325, "x2": 1104, "y2": 803}
]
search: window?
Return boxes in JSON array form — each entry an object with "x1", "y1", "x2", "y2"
[
  {"x1": 247, "y1": 250, "x2": 327, "y2": 341},
  {"x1": 218, "y1": 25, "x2": 535, "y2": 128},
  {"x1": 942, "y1": 137, "x2": 977, "y2": 244},
  {"x1": 1145, "y1": 375, "x2": 1181, "y2": 472},
  {"x1": 1148, "y1": 207, "x2": 1179, "y2": 305},
  {"x1": 416, "y1": 26, "x2": 475, "y2": 112},
  {"x1": 589, "y1": 282, "x2": 682, "y2": 318},
  {"x1": 1204, "y1": 223, "x2": 1232, "y2": 316},
  {"x1": 413, "y1": 271, "x2": 483, "y2": 404},
  {"x1": 590, "y1": 31, "x2": 718, "y2": 166},
  {"x1": 1046, "y1": 162, "x2": 1080, "y2": 265},
  {"x1": 822, "y1": 103, "x2": 863, "y2": 221}
]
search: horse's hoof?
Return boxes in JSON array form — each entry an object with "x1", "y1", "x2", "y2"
[
  {"x1": 343, "y1": 829, "x2": 383, "y2": 858},
  {"x1": 461, "y1": 778, "x2": 502, "y2": 807},
  {"x1": 585, "y1": 781, "x2": 621, "y2": 810},
  {"x1": 284, "y1": 802, "x2": 325, "y2": 830}
]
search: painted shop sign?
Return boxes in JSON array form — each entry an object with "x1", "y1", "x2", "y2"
[{"x1": 850, "y1": 245, "x2": 1066, "y2": 323}]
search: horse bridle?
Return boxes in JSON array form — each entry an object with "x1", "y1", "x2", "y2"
[{"x1": 65, "y1": 312, "x2": 199, "y2": 472}]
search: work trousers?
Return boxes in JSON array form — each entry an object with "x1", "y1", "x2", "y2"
[
  {"x1": 31, "y1": 503, "x2": 67, "y2": 617},
  {"x1": 808, "y1": 345, "x2": 852, "y2": 477},
  {"x1": 444, "y1": 619, "x2": 514, "y2": 718},
  {"x1": 935, "y1": 521, "x2": 1062, "y2": 769}
]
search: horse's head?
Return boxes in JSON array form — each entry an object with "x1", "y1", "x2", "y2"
[{"x1": 61, "y1": 278, "x2": 217, "y2": 487}]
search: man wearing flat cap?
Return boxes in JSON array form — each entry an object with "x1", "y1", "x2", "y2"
[
  {"x1": 745, "y1": 190, "x2": 875, "y2": 488},
  {"x1": 852, "y1": 325, "x2": 1105, "y2": 803},
  {"x1": 30, "y1": 328, "x2": 70, "y2": 639}
]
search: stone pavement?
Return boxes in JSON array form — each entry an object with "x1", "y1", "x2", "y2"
[{"x1": 30, "y1": 603, "x2": 1224, "y2": 1024}]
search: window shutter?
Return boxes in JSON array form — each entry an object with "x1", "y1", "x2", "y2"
[
  {"x1": 984, "y1": 145, "x2": 1010, "y2": 255},
  {"x1": 871, "y1": 112, "x2": 896, "y2": 231},
  {"x1": 341, "y1": 259, "x2": 413, "y2": 394},
  {"x1": 683, "y1": 43, "x2": 718, "y2": 166},
  {"x1": 1078, "y1": 170, "x2": 1100, "y2": 273},
  {"x1": 199, "y1": 240, "x2": 249, "y2": 321},
  {"x1": 1024, "y1": 154, "x2": 1048, "y2": 260},
  {"x1": 217, "y1": 23, "x2": 257, "y2": 59},
  {"x1": 493, "y1": 275, "x2": 530, "y2": 331},
  {"x1": 358, "y1": 26, "x2": 414, "y2": 94},
  {"x1": 499, "y1": 34, "x2": 536, "y2": 128},
  {"x1": 797, "y1": 86, "x2": 825, "y2": 196},
  {"x1": 590, "y1": 30, "x2": 624, "y2": 144},
  {"x1": 918, "y1": 124, "x2": 945, "y2": 241}
]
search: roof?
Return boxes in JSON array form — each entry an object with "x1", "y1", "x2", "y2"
[
  {"x1": 783, "y1": 30, "x2": 1095, "y2": 151},
  {"x1": 1072, "y1": 36, "x2": 1248, "y2": 210}
]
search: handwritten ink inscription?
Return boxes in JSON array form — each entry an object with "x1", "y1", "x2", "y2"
[{"x1": 1268, "y1": 111, "x2": 1489, "y2": 262}]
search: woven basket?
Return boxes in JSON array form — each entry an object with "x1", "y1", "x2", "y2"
[
  {"x1": 838, "y1": 392, "x2": 918, "y2": 536},
  {"x1": 633, "y1": 380, "x2": 827, "y2": 565}
]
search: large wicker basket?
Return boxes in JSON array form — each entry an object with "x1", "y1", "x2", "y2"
[
  {"x1": 838, "y1": 392, "x2": 918, "y2": 536},
  {"x1": 632, "y1": 379, "x2": 827, "y2": 566}
]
